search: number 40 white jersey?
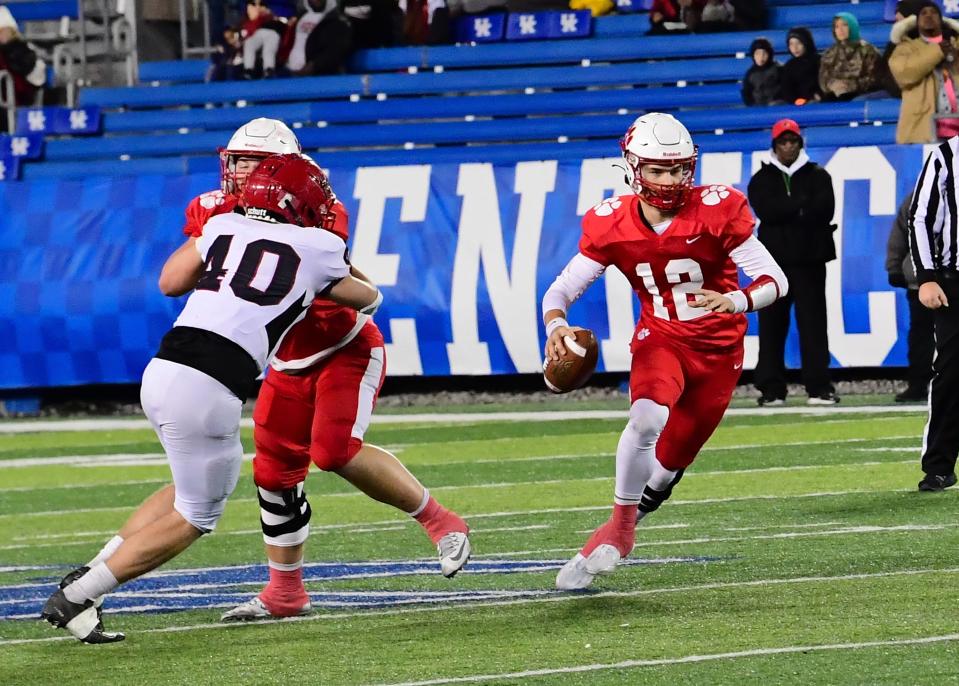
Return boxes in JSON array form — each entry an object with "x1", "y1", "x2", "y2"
[{"x1": 173, "y1": 212, "x2": 351, "y2": 370}]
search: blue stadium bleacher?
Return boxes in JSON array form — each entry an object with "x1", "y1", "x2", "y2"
[
  {"x1": 3, "y1": 0, "x2": 79, "y2": 22},
  {"x1": 8, "y1": 0, "x2": 900, "y2": 181}
]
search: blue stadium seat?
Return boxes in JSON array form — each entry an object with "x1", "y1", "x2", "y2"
[
  {"x1": 102, "y1": 84, "x2": 743, "y2": 133},
  {"x1": 87, "y1": 59, "x2": 747, "y2": 108},
  {"x1": 349, "y1": 25, "x2": 890, "y2": 73},
  {"x1": 44, "y1": 98, "x2": 901, "y2": 161},
  {"x1": 21, "y1": 122, "x2": 897, "y2": 181},
  {"x1": 3, "y1": 0, "x2": 78, "y2": 21}
]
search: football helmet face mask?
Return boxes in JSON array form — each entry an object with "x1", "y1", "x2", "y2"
[
  {"x1": 240, "y1": 153, "x2": 338, "y2": 230},
  {"x1": 620, "y1": 113, "x2": 698, "y2": 212},
  {"x1": 219, "y1": 118, "x2": 302, "y2": 196}
]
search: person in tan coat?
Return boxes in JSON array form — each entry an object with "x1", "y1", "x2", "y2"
[{"x1": 889, "y1": 2, "x2": 959, "y2": 144}]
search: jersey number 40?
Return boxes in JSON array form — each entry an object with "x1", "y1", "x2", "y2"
[{"x1": 196, "y1": 235, "x2": 301, "y2": 306}]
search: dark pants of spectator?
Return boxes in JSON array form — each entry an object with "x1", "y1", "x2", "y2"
[
  {"x1": 755, "y1": 263, "x2": 833, "y2": 399},
  {"x1": 906, "y1": 288, "x2": 935, "y2": 392},
  {"x1": 921, "y1": 276, "x2": 959, "y2": 477}
]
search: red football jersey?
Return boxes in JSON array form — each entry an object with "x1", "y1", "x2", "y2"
[
  {"x1": 578, "y1": 185, "x2": 755, "y2": 351},
  {"x1": 181, "y1": 189, "x2": 363, "y2": 369}
]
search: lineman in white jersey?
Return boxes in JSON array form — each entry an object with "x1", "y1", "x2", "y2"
[{"x1": 41, "y1": 154, "x2": 382, "y2": 643}]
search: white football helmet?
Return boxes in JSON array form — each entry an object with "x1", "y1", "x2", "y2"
[
  {"x1": 219, "y1": 118, "x2": 302, "y2": 195},
  {"x1": 620, "y1": 112, "x2": 698, "y2": 211}
]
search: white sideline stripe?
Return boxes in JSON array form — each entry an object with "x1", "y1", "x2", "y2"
[
  {"x1": 0, "y1": 478, "x2": 168, "y2": 493},
  {"x1": 373, "y1": 634, "x2": 959, "y2": 686},
  {"x1": 2, "y1": 566, "x2": 956, "y2": 647},
  {"x1": 0, "y1": 452, "x2": 255, "y2": 469},
  {"x1": 5, "y1": 453, "x2": 920, "y2": 519},
  {"x1": 0, "y1": 404, "x2": 927, "y2": 434},
  {"x1": 0, "y1": 433, "x2": 919, "y2": 474}
]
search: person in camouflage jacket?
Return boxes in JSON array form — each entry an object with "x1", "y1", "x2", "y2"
[{"x1": 819, "y1": 11, "x2": 881, "y2": 100}]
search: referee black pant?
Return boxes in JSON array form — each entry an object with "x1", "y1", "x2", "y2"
[
  {"x1": 922, "y1": 276, "x2": 959, "y2": 477},
  {"x1": 754, "y1": 263, "x2": 833, "y2": 400}
]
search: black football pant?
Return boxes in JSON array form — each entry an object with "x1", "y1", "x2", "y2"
[
  {"x1": 906, "y1": 288, "x2": 935, "y2": 391},
  {"x1": 754, "y1": 263, "x2": 833, "y2": 400},
  {"x1": 921, "y1": 276, "x2": 959, "y2": 477}
]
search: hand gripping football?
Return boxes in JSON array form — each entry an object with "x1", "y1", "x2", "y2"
[{"x1": 543, "y1": 329, "x2": 599, "y2": 393}]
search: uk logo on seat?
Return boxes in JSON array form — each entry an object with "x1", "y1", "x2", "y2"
[
  {"x1": 456, "y1": 13, "x2": 505, "y2": 42},
  {"x1": 548, "y1": 10, "x2": 591, "y2": 38},
  {"x1": 507, "y1": 12, "x2": 548, "y2": 40},
  {"x1": 16, "y1": 107, "x2": 101, "y2": 136}
]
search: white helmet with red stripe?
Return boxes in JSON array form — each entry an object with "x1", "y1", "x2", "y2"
[
  {"x1": 620, "y1": 112, "x2": 698, "y2": 212},
  {"x1": 220, "y1": 118, "x2": 302, "y2": 195}
]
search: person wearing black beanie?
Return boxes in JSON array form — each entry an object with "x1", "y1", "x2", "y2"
[
  {"x1": 781, "y1": 26, "x2": 821, "y2": 104},
  {"x1": 742, "y1": 37, "x2": 784, "y2": 105}
]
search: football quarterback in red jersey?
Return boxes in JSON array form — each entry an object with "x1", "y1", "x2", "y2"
[
  {"x1": 543, "y1": 113, "x2": 789, "y2": 590},
  {"x1": 177, "y1": 118, "x2": 470, "y2": 620}
]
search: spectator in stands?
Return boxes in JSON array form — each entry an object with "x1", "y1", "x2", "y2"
[
  {"x1": 877, "y1": 1, "x2": 924, "y2": 98},
  {"x1": 401, "y1": 0, "x2": 452, "y2": 44},
  {"x1": 569, "y1": 0, "x2": 614, "y2": 17},
  {"x1": 696, "y1": 0, "x2": 736, "y2": 33},
  {"x1": 208, "y1": 26, "x2": 245, "y2": 81},
  {"x1": 0, "y1": 6, "x2": 46, "y2": 111},
  {"x1": 730, "y1": 0, "x2": 765, "y2": 30},
  {"x1": 886, "y1": 191, "x2": 934, "y2": 403},
  {"x1": 780, "y1": 27, "x2": 820, "y2": 105},
  {"x1": 742, "y1": 38, "x2": 783, "y2": 106},
  {"x1": 819, "y1": 12, "x2": 882, "y2": 101},
  {"x1": 889, "y1": 2, "x2": 959, "y2": 143},
  {"x1": 343, "y1": 0, "x2": 402, "y2": 48},
  {"x1": 748, "y1": 119, "x2": 838, "y2": 406},
  {"x1": 242, "y1": 0, "x2": 288, "y2": 78},
  {"x1": 647, "y1": 0, "x2": 701, "y2": 35},
  {"x1": 285, "y1": 0, "x2": 354, "y2": 75}
]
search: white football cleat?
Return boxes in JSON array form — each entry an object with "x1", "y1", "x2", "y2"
[
  {"x1": 220, "y1": 596, "x2": 311, "y2": 623},
  {"x1": 556, "y1": 553, "x2": 594, "y2": 590},
  {"x1": 556, "y1": 545, "x2": 625, "y2": 591},
  {"x1": 438, "y1": 531, "x2": 471, "y2": 578},
  {"x1": 584, "y1": 544, "x2": 622, "y2": 576}
]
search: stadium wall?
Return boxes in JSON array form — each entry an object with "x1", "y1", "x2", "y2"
[{"x1": 0, "y1": 142, "x2": 931, "y2": 389}]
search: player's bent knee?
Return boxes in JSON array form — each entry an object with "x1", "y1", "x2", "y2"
[
  {"x1": 173, "y1": 496, "x2": 228, "y2": 534},
  {"x1": 258, "y1": 482, "x2": 312, "y2": 546},
  {"x1": 311, "y1": 437, "x2": 363, "y2": 472},
  {"x1": 626, "y1": 399, "x2": 670, "y2": 446}
]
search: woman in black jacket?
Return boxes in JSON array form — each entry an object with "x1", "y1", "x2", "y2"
[
  {"x1": 780, "y1": 26, "x2": 821, "y2": 104},
  {"x1": 742, "y1": 37, "x2": 783, "y2": 105}
]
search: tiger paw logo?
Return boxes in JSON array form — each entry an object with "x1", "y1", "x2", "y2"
[
  {"x1": 592, "y1": 197, "x2": 622, "y2": 217},
  {"x1": 199, "y1": 190, "x2": 227, "y2": 210},
  {"x1": 700, "y1": 185, "x2": 730, "y2": 206},
  {"x1": 636, "y1": 327, "x2": 650, "y2": 341}
]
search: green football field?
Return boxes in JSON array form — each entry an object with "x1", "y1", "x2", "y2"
[{"x1": 2, "y1": 401, "x2": 958, "y2": 685}]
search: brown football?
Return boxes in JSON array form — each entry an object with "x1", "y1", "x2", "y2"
[{"x1": 543, "y1": 329, "x2": 599, "y2": 393}]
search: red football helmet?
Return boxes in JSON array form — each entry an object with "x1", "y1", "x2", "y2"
[{"x1": 239, "y1": 154, "x2": 338, "y2": 230}]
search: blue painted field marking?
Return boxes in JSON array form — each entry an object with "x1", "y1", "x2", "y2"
[{"x1": 1, "y1": 556, "x2": 721, "y2": 620}]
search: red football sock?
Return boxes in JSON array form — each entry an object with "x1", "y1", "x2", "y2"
[
  {"x1": 580, "y1": 503, "x2": 637, "y2": 558},
  {"x1": 413, "y1": 496, "x2": 468, "y2": 544},
  {"x1": 259, "y1": 563, "x2": 309, "y2": 617}
]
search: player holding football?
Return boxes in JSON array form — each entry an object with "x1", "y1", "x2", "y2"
[
  {"x1": 42, "y1": 154, "x2": 383, "y2": 643},
  {"x1": 543, "y1": 113, "x2": 789, "y2": 590},
  {"x1": 181, "y1": 119, "x2": 469, "y2": 622}
]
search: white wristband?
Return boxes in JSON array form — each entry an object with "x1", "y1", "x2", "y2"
[
  {"x1": 725, "y1": 290, "x2": 748, "y2": 314},
  {"x1": 546, "y1": 317, "x2": 568, "y2": 337}
]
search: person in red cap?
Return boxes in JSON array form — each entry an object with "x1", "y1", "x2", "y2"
[{"x1": 747, "y1": 119, "x2": 839, "y2": 406}]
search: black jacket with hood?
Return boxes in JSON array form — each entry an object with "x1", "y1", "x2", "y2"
[
  {"x1": 780, "y1": 27, "x2": 821, "y2": 103},
  {"x1": 747, "y1": 148, "x2": 837, "y2": 265},
  {"x1": 742, "y1": 38, "x2": 783, "y2": 105}
]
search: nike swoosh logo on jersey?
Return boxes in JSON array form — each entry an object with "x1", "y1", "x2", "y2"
[
  {"x1": 734, "y1": 363, "x2": 743, "y2": 369},
  {"x1": 686, "y1": 236, "x2": 702, "y2": 244}
]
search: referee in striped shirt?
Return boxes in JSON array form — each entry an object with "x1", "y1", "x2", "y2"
[{"x1": 909, "y1": 139, "x2": 959, "y2": 491}]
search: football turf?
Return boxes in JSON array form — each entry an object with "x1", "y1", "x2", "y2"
[{"x1": 1, "y1": 403, "x2": 958, "y2": 685}]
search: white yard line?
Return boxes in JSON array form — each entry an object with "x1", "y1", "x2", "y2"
[
  {"x1": 0, "y1": 405, "x2": 927, "y2": 435},
  {"x1": 372, "y1": 634, "x2": 959, "y2": 686},
  {"x1": 1, "y1": 566, "x2": 956, "y2": 647}
]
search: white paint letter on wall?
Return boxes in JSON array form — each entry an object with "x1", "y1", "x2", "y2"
[
  {"x1": 352, "y1": 165, "x2": 431, "y2": 374},
  {"x1": 824, "y1": 147, "x2": 898, "y2": 366},
  {"x1": 447, "y1": 161, "x2": 557, "y2": 374}
]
